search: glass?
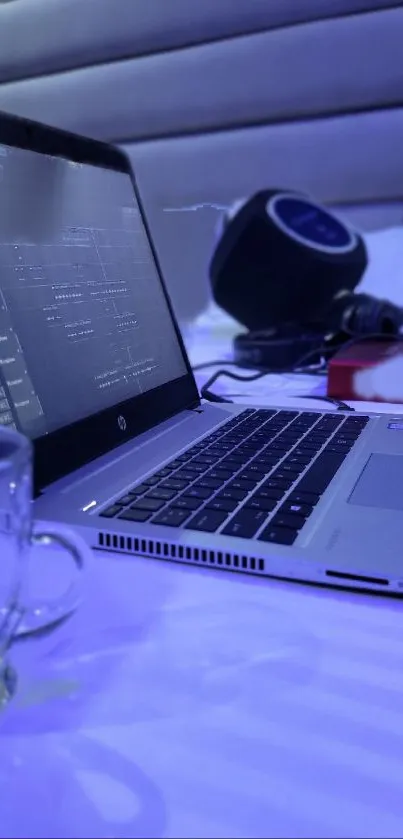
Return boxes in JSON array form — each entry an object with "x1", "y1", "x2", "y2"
[{"x1": 0, "y1": 425, "x2": 88, "y2": 708}]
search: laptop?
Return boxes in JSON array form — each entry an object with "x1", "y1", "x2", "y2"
[{"x1": 1, "y1": 111, "x2": 403, "y2": 596}]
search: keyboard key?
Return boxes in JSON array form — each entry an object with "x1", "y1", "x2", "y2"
[
  {"x1": 276, "y1": 433, "x2": 301, "y2": 444},
  {"x1": 131, "y1": 497, "x2": 165, "y2": 512},
  {"x1": 222, "y1": 453, "x2": 247, "y2": 463},
  {"x1": 207, "y1": 470, "x2": 234, "y2": 482},
  {"x1": 153, "y1": 467, "x2": 173, "y2": 478},
  {"x1": 160, "y1": 479, "x2": 190, "y2": 491},
  {"x1": 119, "y1": 508, "x2": 152, "y2": 522},
  {"x1": 116, "y1": 495, "x2": 134, "y2": 506},
  {"x1": 206, "y1": 497, "x2": 239, "y2": 513},
  {"x1": 343, "y1": 415, "x2": 369, "y2": 426},
  {"x1": 196, "y1": 477, "x2": 223, "y2": 490},
  {"x1": 100, "y1": 504, "x2": 122, "y2": 518},
  {"x1": 331, "y1": 438, "x2": 355, "y2": 448},
  {"x1": 218, "y1": 488, "x2": 249, "y2": 502},
  {"x1": 257, "y1": 461, "x2": 280, "y2": 474},
  {"x1": 263, "y1": 477, "x2": 292, "y2": 492},
  {"x1": 271, "y1": 512, "x2": 306, "y2": 530},
  {"x1": 256, "y1": 486, "x2": 285, "y2": 502},
  {"x1": 277, "y1": 411, "x2": 299, "y2": 421},
  {"x1": 288, "y1": 490, "x2": 320, "y2": 506},
  {"x1": 240, "y1": 472, "x2": 267, "y2": 485},
  {"x1": 236, "y1": 445, "x2": 257, "y2": 455},
  {"x1": 248, "y1": 433, "x2": 271, "y2": 443},
  {"x1": 259, "y1": 526, "x2": 298, "y2": 545},
  {"x1": 146, "y1": 488, "x2": 177, "y2": 501},
  {"x1": 304, "y1": 438, "x2": 331, "y2": 448},
  {"x1": 142, "y1": 476, "x2": 161, "y2": 487},
  {"x1": 245, "y1": 463, "x2": 269, "y2": 475},
  {"x1": 297, "y1": 442, "x2": 322, "y2": 452},
  {"x1": 279, "y1": 501, "x2": 314, "y2": 518},
  {"x1": 218, "y1": 464, "x2": 240, "y2": 475},
  {"x1": 267, "y1": 471, "x2": 294, "y2": 488},
  {"x1": 325, "y1": 445, "x2": 353, "y2": 454},
  {"x1": 207, "y1": 447, "x2": 231, "y2": 457},
  {"x1": 259, "y1": 450, "x2": 282, "y2": 462},
  {"x1": 222, "y1": 509, "x2": 267, "y2": 538},
  {"x1": 316, "y1": 414, "x2": 342, "y2": 424},
  {"x1": 245, "y1": 497, "x2": 277, "y2": 513},
  {"x1": 256, "y1": 443, "x2": 281, "y2": 463},
  {"x1": 255, "y1": 409, "x2": 277, "y2": 419},
  {"x1": 229, "y1": 479, "x2": 256, "y2": 493},
  {"x1": 220, "y1": 457, "x2": 245, "y2": 469},
  {"x1": 314, "y1": 421, "x2": 342, "y2": 433},
  {"x1": 244, "y1": 466, "x2": 268, "y2": 479},
  {"x1": 296, "y1": 452, "x2": 346, "y2": 495},
  {"x1": 279, "y1": 462, "x2": 305, "y2": 475},
  {"x1": 184, "y1": 463, "x2": 208, "y2": 474},
  {"x1": 268, "y1": 442, "x2": 290, "y2": 452},
  {"x1": 292, "y1": 419, "x2": 317, "y2": 430},
  {"x1": 333, "y1": 430, "x2": 360, "y2": 439},
  {"x1": 171, "y1": 496, "x2": 204, "y2": 511},
  {"x1": 285, "y1": 454, "x2": 312, "y2": 466},
  {"x1": 129, "y1": 484, "x2": 150, "y2": 496},
  {"x1": 292, "y1": 448, "x2": 313, "y2": 458},
  {"x1": 167, "y1": 459, "x2": 188, "y2": 469},
  {"x1": 152, "y1": 507, "x2": 190, "y2": 527},
  {"x1": 186, "y1": 509, "x2": 228, "y2": 533},
  {"x1": 173, "y1": 470, "x2": 198, "y2": 482},
  {"x1": 185, "y1": 486, "x2": 215, "y2": 500}
]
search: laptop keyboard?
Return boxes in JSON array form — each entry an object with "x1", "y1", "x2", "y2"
[{"x1": 100, "y1": 408, "x2": 369, "y2": 546}]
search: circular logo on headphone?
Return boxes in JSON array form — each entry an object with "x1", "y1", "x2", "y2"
[
  {"x1": 267, "y1": 193, "x2": 356, "y2": 254},
  {"x1": 117, "y1": 415, "x2": 127, "y2": 432}
]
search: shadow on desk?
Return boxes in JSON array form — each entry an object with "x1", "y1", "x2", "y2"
[
  {"x1": 1, "y1": 556, "x2": 403, "y2": 838},
  {"x1": 0, "y1": 733, "x2": 167, "y2": 839}
]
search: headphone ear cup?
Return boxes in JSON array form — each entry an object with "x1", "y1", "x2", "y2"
[
  {"x1": 210, "y1": 190, "x2": 367, "y2": 332},
  {"x1": 347, "y1": 294, "x2": 403, "y2": 336}
]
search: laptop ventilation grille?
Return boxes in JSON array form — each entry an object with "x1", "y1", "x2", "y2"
[{"x1": 97, "y1": 530, "x2": 265, "y2": 574}]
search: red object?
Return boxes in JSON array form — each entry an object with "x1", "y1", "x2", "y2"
[{"x1": 328, "y1": 340, "x2": 403, "y2": 403}]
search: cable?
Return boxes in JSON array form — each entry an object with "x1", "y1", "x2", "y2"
[
  {"x1": 201, "y1": 369, "x2": 268, "y2": 403},
  {"x1": 199, "y1": 342, "x2": 340, "y2": 402},
  {"x1": 290, "y1": 394, "x2": 355, "y2": 412},
  {"x1": 199, "y1": 332, "x2": 403, "y2": 404},
  {"x1": 192, "y1": 359, "x2": 238, "y2": 372}
]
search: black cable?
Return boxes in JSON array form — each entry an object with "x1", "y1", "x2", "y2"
[
  {"x1": 290, "y1": 394, "x2": 355, "y2": 412},
  {"x1": 198, "y1": 331, "x2": 403, "y2": 404},
  {"x1": 192, "y1": 359, "x2": 239, "y2": 372},
  {"x1": 199, "y1": 342, "x2": 340, "y2": 402},
  {"x1": 201, "y1": 369, "x2": 268, "y2": 403}
]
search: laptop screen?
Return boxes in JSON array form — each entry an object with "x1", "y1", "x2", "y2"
[{"x1": 0, "y1": 142, "x2": 188, "y2": 439}]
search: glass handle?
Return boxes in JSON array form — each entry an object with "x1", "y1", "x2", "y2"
[{"x1": 16, "y1": 526, "x2": 91, "y2": 638}]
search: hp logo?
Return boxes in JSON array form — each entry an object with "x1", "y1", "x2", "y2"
[{"x1": 117, "y1": 415, "x2": 127, "y2": 432}]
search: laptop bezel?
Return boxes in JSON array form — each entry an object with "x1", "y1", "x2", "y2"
[{"x1": 0, "y1": 111, "x2": 200, "y2": 494}]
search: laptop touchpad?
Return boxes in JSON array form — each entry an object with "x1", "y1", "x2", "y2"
[{"x1": 349, "y1": 453, "x2": 403, "y2": 511}]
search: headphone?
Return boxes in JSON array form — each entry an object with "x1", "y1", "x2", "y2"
[{"x1": 210, "y1": 189, "x2": 403, "y2": 340}]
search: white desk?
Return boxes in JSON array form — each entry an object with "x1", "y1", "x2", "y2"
[{"x1": 2, "y1": 331, "x2": 403, "y2": 839}]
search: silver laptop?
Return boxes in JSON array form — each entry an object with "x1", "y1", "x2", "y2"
[{"x1": 2, "y1": 112, "x2": 403, "y2": 596}]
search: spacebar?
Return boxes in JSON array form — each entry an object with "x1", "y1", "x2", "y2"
[{"x1": 295, "y1": 452, "x2": 347, "y2": 496}]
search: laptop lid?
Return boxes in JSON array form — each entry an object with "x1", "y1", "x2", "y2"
[{"x1": 0, "y1": 112, "x2": 199, "y2": 494}]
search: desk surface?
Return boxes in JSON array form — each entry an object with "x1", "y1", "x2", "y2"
[{"x1": 2, "y1": 328, "x2": 403, "y2": 839}]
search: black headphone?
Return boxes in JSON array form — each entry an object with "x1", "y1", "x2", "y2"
[{"x1": 210, "y1": 189, "x2": 403, "y2": 339}]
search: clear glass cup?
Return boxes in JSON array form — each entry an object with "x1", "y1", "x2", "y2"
[{"x1": 0, "y1": 425, "x2": 88, "y2": 708}]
